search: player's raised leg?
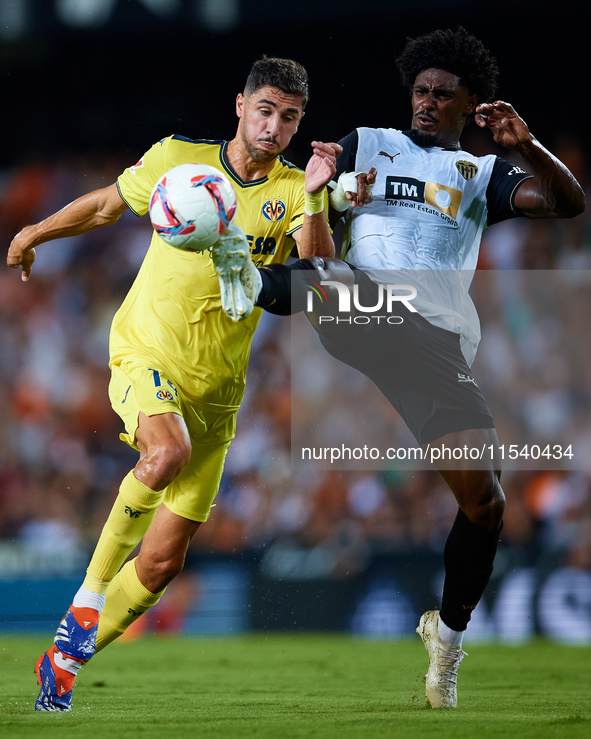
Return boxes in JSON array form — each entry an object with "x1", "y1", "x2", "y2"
[{"x1": 213, "y1": 241, "x2": 360, "y2": 324}]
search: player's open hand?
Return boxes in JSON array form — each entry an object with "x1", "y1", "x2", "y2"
[
  {"x1": 305, "y1": 141, "x2": 343, "y2": 194},
  {"x1": 475, "y1": 101, "x2": 532, "y2": 149},
  {"x1": 348, "y1": 168, "x2": 377, "y2": 208},
  {"x1": 7, "y1": 234, "x2": 36, "y2": 282}
]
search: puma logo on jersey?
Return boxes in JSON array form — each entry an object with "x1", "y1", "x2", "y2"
[{"x1": 378, "y1": 150, "x2": 400, "y2": 163}]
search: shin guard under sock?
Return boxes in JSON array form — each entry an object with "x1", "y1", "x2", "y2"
[
  {"x1": 440, "y1": 508, "x2": 502, "y2": 632},
  {"x1": 85, "y1": 471, "x2": 165, "y2": 584},
  {"x1": 95, "y1": 558, "x2": 165, "y2": 652}
]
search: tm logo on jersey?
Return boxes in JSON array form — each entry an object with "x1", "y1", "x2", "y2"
[
  {"x1": 262, "y1": 199, "x2": 286, "y2": 222},
  {"x1": 385, "y1": 176, "x2": 463, "y2": 219}
]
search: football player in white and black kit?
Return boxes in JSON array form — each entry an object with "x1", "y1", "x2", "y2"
[{"x1": 212, "y1": 27, "x2": 585, "y2": 708}]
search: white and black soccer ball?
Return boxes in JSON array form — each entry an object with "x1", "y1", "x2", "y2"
[{"x1": 149, "y1": 163, "x2": 237, "y2": 252}]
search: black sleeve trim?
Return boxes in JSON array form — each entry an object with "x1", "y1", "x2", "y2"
[
  {"x1": 334, "y1": 130, "x2": 359, "y2": 180},
  {"x1": 486, "y1": 157, "x2": 534, "y2": 226},
  {"x1": 116, "y1": 179, "x2": 141, "y2": 217}
]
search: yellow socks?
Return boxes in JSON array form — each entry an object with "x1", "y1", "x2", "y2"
[
  {"x1": 81, "y1": 572, "x2": 110, "y2": 597},
  {"x1": 85, "y1": 470, "x2": 165, "y2": 584},
  {"x1": 72, "y1": 471, "x2": 168, "y2": 651},
  {"x1": 95, "y1": 559, "x2": 165, "y2": 652}
]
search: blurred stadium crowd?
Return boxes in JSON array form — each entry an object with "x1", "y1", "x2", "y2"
[{"x1": 0, "y1": 132, "x2": 590, "y2": 591}]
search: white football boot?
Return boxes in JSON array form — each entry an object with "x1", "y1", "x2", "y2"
[
  {"x1": 211, "y1": 224, "x2": 262, "y2": 321},
  {"x1": 416, "y1": 610, "x2": 467, "y2": 708}
]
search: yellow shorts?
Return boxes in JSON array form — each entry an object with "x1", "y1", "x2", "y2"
[{"x1": 108, "y1": 362, "x2": 236, "y2": 522}]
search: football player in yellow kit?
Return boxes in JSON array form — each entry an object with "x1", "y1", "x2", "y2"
[{"x1": 7, "y1": 57, "x2": 339, "y2": 711}]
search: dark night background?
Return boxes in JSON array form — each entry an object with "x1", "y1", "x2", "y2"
[{"x1": 0, "y1": 0, "x2": 586, "y2": 171}]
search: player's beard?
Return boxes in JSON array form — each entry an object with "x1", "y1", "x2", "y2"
[
  {"x1": 407, "y1": 128, "x2": 441, "y2": 148},
  {"x1": 241, "y1": 128, "x2": 279, "y2": 163},
  {"x1": 407, "y1": 127, "x2": 460, "y2": 150}
]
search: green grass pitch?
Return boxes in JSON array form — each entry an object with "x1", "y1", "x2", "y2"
[{"x1": 1, "y1": 634, "x2": 589, "y2": 738}]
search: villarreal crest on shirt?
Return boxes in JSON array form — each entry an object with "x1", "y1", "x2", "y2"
[{"x1": 112, "y1": 135, "x2": 306, "y2": 409}]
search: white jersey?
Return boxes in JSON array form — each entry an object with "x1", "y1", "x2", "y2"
[{"x1": 337, "y1": 127, "x2": 531, "y2": 365}]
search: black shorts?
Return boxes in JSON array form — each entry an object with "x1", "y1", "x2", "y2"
[{"x1": 315, "y1": 270, "x2": 495, "y2": 445}]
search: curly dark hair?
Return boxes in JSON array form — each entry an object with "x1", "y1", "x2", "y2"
[
  {"x1": 396, "y1": 27, "x2": 498, "y2": 103},
  {"x1": 244, "y1": 56, "x2": 309, "y2": 109}
]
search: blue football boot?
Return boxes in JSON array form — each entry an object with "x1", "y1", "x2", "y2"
[
  {"x1": 54, "y1": 605, "x2": 99, "y2": 661},
  {"x1": 35, "y1": 646, "x2": 80, "y2": 712}
]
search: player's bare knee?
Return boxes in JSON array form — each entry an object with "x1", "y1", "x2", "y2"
[
  {"x1": 158, "y1": 441, "x2": 191, "y2": 480},
  {"x1": 465, "y1": 472, "x2": 505, "y2": 530},
  {"x1": 139, "y1": 441, "x2": 191, "y2": 489}
]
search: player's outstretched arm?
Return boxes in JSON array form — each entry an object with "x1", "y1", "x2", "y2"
[
  {"x1": 475, "y1": 101, "x2": 585, "y2": 219},
  {"x1": 293, "y1": 141, "x2": 341, "y2": 259},
  {"x1": 7, "y1": 183, "x2": 128, "y2": 281}
]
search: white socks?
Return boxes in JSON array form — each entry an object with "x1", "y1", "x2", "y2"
[
  {"x1": 72, "y1": 585, "x2": 106, "y2": 614},
  {"x1": 438, "y1": 615, "x2": 464, "y2": 649}
]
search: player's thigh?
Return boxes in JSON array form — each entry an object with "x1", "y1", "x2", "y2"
[
  {"x1": 163, "y1": 438, "x2": 232, "y2": 524},
  {"x1": 135, "y1": 411, "x2": 191, "y2": 458},
  {"x1": 109, "y1": 362, "x2": 187, "y2": 450}
]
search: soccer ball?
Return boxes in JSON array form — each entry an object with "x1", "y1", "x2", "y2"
[{"x1": 149, "y1": 163, "x2": 237, "y2": 252}]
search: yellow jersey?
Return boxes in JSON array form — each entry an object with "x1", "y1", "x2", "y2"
[{"x1": 112, "y1": 135, "x2": 306, "y2": 410}]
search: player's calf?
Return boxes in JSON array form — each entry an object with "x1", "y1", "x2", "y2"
[{"x1": 253, "y1": 256, "x2": 357, "y2": 321}]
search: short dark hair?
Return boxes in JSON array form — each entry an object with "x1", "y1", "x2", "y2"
[
  {"x1": 244, "y1": 56, "x2": 309, "y2": 109},
  {"x1": 396, "y1": 27, "x2": 498, "y2": 103}
]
